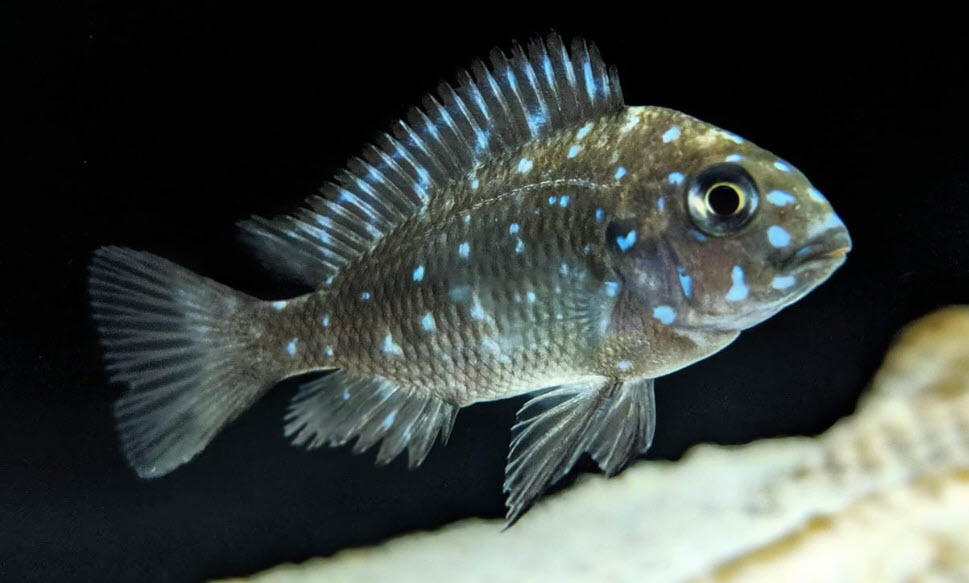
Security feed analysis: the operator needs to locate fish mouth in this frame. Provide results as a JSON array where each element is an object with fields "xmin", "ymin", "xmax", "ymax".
[{"xmin": 781, "ymin": 231, "xmax": 852, "ymax": 274}]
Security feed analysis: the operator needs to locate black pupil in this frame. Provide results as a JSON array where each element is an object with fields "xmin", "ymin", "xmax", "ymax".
[{"xmin": 708, "ymin": 185, "xmax": 741, "ymax": 216}]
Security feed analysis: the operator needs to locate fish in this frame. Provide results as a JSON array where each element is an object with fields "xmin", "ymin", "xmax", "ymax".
[{"xmin": 89, "ymin": 33, "xmax": 852, "ymax": 524}]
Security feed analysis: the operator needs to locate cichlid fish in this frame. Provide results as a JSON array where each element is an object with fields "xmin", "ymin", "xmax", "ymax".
[{"xmin": 89, "ymin": 33, "xmax": 851, "ymax": 523}]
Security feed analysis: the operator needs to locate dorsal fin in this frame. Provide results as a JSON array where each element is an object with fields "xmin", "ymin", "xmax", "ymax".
[{"xmin": 239, "ymin": 33, "xmax": 625, "ymax": 287}]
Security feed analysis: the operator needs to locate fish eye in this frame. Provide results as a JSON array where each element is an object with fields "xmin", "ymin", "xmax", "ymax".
[{"xmin": 687, "ymin": 163, "xmax": 759, "ymax": 236}]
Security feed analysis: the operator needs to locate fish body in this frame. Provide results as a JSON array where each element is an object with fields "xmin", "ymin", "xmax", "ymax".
[{"xmin": 90, "ymin": 34, "xmax": 851, "ymax": 523}]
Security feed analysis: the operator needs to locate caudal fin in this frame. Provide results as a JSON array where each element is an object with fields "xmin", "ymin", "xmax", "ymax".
[{"xmin": 89, "ymin": 246, "xmax": 276, "ymax": 478}]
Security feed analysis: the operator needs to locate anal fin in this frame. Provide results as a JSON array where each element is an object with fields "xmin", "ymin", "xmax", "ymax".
[
  {"xmin": 503, "ymin": 377, "xmax": 656, "ymax": 525},
  {"xmin": 284, "ymin": 371, "xmax": 458, "ymax": 468}
]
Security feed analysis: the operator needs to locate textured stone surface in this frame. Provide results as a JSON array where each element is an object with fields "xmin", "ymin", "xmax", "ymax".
[{"xmin": 217, "ymin": 307, "xmax": 969, "ymax": 583}]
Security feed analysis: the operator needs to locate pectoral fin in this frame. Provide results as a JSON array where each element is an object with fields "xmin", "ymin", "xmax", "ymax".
[{"xmin": 503, "ymin": 377, "xmax": 656, "ymax": 525}]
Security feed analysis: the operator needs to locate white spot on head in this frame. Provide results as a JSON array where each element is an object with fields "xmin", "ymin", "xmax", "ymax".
[
  {"xmin": 766, "ymin": 190, "xmax": 797, "ymax": 206},
  {"xmin": 509, "ymin": 222, "xmax": 520, "ymax": 235},
  {"xmin": 725, "ymin": 153, "xmax": 744, "ymax": 162},
  {"xmin": 667, "ymin": 171, "xmax": 685, "ymax": 185},
  {"xmin": 653, "ymin": 305, "xmax": 676, "ymax": 325},
  {"xmin": 517, "ymin": 158, "xmax": 533, "ymax": 173},
  {"xmin": 576, "ymin": 122, "xmax": 593, "ymax": 140},
  {"xmin": 271, "ymin": 300, "xmax": 287, "ymax": 311},
  {"xmin": 285, "ymin": 337, "xmax": 299, "ymax": 356},
  {"xmin": 773, "ymin": 160, "xmax": 793, "ymax": 172},
  {"xmin": 767, "ymin": 225, "xmax": 792, "ymax": 248},
  {"xmin": 771, "ymin": 275, "xmax": 797, "ymax": 290},
  {"xmin": 662, "ymin": 125, "xmax": 681, "ymax": 143},
  {"xmin": 382, "ymin": 332, "xmax": 403, "ymax": 356},
  {"xmin": 725, "ymin": 265, "xmax": 749, "ymax": 302},
  {"xmin": 568, "ymin": 144, "xmax": 582, "ymax": 158},
  {"xmin": 458, "ymin": 241, "xmax": 470, "ymax": 259},
  {"xmin": 617, "ymin": 360, "xmax": 632, "ymax": 371},
  {"xmin": 614, "ymin": 166, "xmax": 627, "ymax": 180},
  {"xmin": 421, "ymin": 312, "xmax": 436, "ymax": 331},
  {"xmin": 412, "ymin": 264, "xmax": 425, "ymax": 281}
]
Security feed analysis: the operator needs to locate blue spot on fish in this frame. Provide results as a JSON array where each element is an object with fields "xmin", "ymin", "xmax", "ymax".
[
  {"xmin": 526, "ymin": 291, "xmax": 536, "ymax": 303},
  {"xmin": 657, "ymin": 197, "xmax": 666, "ymax": 212},
  {"xmin": 808, "ymin": 187, "xmax": 827, "ymax": 203},
  {"xmin": 285, "ymin": 338, "xmax": 298, "ymax": 356},
  {"xmin": 421, "ymin": 312, "xmax": 436, "ymax": 331},
  {"xmin": 515, "ymin": 238, "xmax": 525, "ymax": 253},
  {"xmin": 382, "ymin": 332, "xmax": 403, "ymax": 356},
  {"xmin": 653, "ymin": 305, "xmax": 676, "ymax": 325},
  {"xmin": 725, "ymin": 265, "xmax": 749, "ymax": 302},
  {"xmin": 469, "ymin": 301, "xmax": 486, "ymax": 321},
  {"xmin": 662, "ymin": 125, "xmax": 681, "ymax": 143},
  {"xmin": 773, "ymin": 160, "xmax": 792, "ymax": 172},
  {"xmin": 677, "ymin": 266, "xmax": 693, "ymax": 298},
  {"xmin": 766, "ymin": 190, "xmax": 797, "ymax": 206},
  {"xmin": 767, "ymin": 225, "xmax": 791, "ymax": 248},
  {"xmin": 381, "ymin": 411, "xmax": 397, "ymax": 429},
  {"xmin": 595, "ymin": 208, "xmax": 604, "ymax": 223},
  {"xmin": 615, "ymin": 229, "xmax": 637, "ymax": 251},
  {"xmin": 617, "ymin": 360, "xmax": 632, "ymax": 371},
  {"xmin": 604, "ymin": 281, "xmax": 621, "ymax": 297},
  {"xmin": 412, "ymin": 264, "xmax": 425, "ymax": 281},
  {"xmin": 772, "ymin": 275, "xmax": 797, "ymax": 290},
  {"xmin": 325, "ymin": 345, "xmax": 334, "ymax": 357},
  {"xmin": 725, "ymin": 153, "xmax": 744, "ymax": 162},
  {"xmin": 322, "ymin": 315, "xmax": 329, "ymax": 327},
  {"xmin": 471, "ymin": 178, "xmax": 480, "ymax": 190},
  {"xmin": 668, "ymin": 171, "xmax": 685, "ymax": 185},
  {"xmin": 576, "ymin": 123, "xmax": 593, "ymax": 140},
  {"xmin": 509, "ymin": 223, "xmax": 520, "ymax": 235},
  {"xmin": 690, "ymin": 230, "xmax": 708, "ymax": 242},
  {"xmin": 614, "ymin": 166, "xmax": 627, "ymax": 180},
  {"xmin": 458, "ymin": 241, "xmax": 470, "ymax": 259},
  {"xmin": 271, "ymin": 300, "xmax": 287, "ymax": 311},
  {"xmin": 360, "ymin": 291, "xmax": 371, "ymax": 301},
  {"xmin": 559, "ymin": 195, "xmax": 570, "ymax": 207},
  {"xmin": 517, "ymin": 158, "xmax": 533, "ymax": 173},
  {"xmin": 568, "ymin": 145, "xmax": 582, "ymax": 158}
]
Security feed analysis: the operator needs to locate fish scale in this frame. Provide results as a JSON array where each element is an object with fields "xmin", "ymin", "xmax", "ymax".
[{"xmin": 88, "ymin": 32, "xmax": 850, "ymax": 524}]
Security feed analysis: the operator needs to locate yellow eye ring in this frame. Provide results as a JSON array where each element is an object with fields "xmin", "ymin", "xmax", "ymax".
[
  {"xmin": 704, "ymin": 182, "xmax": 745, "ymax": 217},
  {"xmin": 687, "ymin": 163, "xmax": 759, "ymax": 236}
]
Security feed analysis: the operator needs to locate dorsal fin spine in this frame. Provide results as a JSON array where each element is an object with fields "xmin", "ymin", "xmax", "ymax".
[{"xmin": 239, "ymin": 33, "xmax": 626, "ymax": 288}]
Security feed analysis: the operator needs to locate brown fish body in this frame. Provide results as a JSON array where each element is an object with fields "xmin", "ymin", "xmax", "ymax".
[{"xmin": 89, "ymin": 35, "xmax": 850, "ymax": 523}]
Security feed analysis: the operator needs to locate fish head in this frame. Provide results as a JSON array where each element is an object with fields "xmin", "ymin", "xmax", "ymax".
[{"xmin": 608, "ymin": 108, "xmax": 852, "ymax": 332}]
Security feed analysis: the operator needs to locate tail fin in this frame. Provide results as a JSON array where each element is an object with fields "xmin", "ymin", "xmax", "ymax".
[{"xmin": 89, "ymin": 246, "xmax": 276, "ymax": 478}]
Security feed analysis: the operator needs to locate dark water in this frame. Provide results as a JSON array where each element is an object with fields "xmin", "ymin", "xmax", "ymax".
[{"xmin": 4, "ymin": 5, "xmax": 968, "ymax": 582}]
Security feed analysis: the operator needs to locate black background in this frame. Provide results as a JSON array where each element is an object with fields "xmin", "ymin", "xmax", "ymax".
[{"xmin": 5, "ymin": 4, "xmax": 968, "ymax": 582}]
